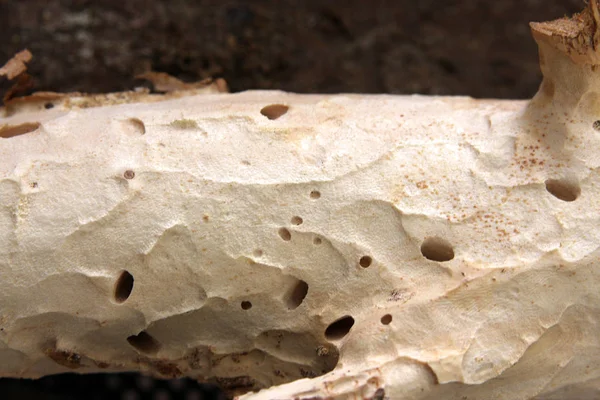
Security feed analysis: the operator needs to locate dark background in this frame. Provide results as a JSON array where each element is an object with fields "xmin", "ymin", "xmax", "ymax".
[
  {"xmin": 0, "ymin": 0, "xmax": 585, "ymax": 399},
  {"xmin": 0, "ymin": 0, "xmax": 583, "ymax": 98}
]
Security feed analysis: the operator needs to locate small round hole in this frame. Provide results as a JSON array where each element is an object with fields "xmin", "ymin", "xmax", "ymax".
[
  {"xmin": 241, "ymin": 301, "xmax": 252, "ymax": 310},
  {"xmin": 253, "ymin": 249, "xmax": 263, "ymax": 257},
  {"xmin": 545, "ymin": 179, "xmax": 580, "ymax": 202},
  {"xmin": 313, "ymin": 237, "xmax": 322, "ymax": 245},
  {"xmin": 127, "ymin": 331, "xmax": 161, "ymax": 354},
  {"xmin": 310, "ymin": 190, "xmax": 321, "ymax": 199},
  {"xmin": 278, "ymin": 228, "xmax": 292, "ymax": 241},
  {"xmin": 359, "ymin": 256, "xmax": 372, "ymax": 268},
  {"xmin": 124, "ymin": 170, "xmax": 135, "ymax": 180},
  {"xmin": 44, "ymin": 102, "xmax": 54, "ymax": 109},
  {"xmin": 325, "ymin": 316, "xmax": 355, "ymax": 340},
  {"xmin": 285, "ymin": 279, "xmax": 309, "ymax": 310},
  {"xmin": 114, "ymin": 270, "xmax": 134, "ymax": 303},
  {"xmin": 593, "ymin": 120, "xmax": 600, "ymax": 131},
  {"xmin": 380, "ymin": 314, "xmax": 392, "ymax": 325},
  {"xmin": 291, "ymin": 216, "xmax": 303, "ymax": 225},
  {"xmin": 421, "ymin": 237, "xmax": 454, "ymax": 262},
  {"xmin": 260, "ymin": 104, "xmax": 289, "ymax": 120}
]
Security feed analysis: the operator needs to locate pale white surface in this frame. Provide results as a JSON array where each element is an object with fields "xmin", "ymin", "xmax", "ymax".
[{"xmin": 0, "ymin": 81, "xmax": 599, "ymax": 399}]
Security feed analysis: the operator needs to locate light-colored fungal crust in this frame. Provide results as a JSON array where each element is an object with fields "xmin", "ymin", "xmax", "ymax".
[{"xmin": 1, "ymin": 4, "xmax": 600, "ymax": 400}]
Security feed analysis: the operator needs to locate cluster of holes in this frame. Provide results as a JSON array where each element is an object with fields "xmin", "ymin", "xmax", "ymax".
[
  {"xmin": 359, "ymin": 256, "xmax": 372, "ymax": 268},
  {"xmin": 545, "ymin": 179, "xmax": 580, "ymax": 202},
  {"xmin": 114, "ymin": 270, "xmax": 134, "ymax": 303},
  {"xmin": 380, "ymin": 314, "xmax": 392, "ymax": 325},
  {"xmin": 325, "ymin": 316, "xmax": 355, "ymax": 340},
  {"xmin": 421, "ymin": 237, "xmax": 454, "ymax": 262},
  {"xmin": 260, "ymin": 104, "xmax": 289, "ymax": 120},
  {"xmin": 285, "ymin": 280, "xmax": 309, "ymax": 310},
  {"xmin": 241, "ymin": 301, "xmax": 252, "ymax": 310},
  {"xmin": 127, "ymin": 331, "xmax": 161, "ymax": 354}
]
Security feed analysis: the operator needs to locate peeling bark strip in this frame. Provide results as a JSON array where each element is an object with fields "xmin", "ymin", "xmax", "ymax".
[
  {"xmin": 0, "ymin": 49, "xmax": 32, "ymax": 80},
  {"xmin": 2, "ymin": 3, "xmax": 600, "ymax": 400}
]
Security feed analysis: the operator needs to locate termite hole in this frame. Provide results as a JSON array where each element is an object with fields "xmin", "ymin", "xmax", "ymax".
[
  {"xmin": 545, "ymin": 178, "xmax": 580, "ymax": 202},
  {"xmin": 260, "ymin": 104, "xmax": 289, "ymax": 120},
  {"xmin": 325, "ymin": 316, "xmax": 355, "ymax": 340},
  {"xmin": 0, "ymin": 122, "xmax": 41, "ymax": 139},
  {"xmin": 421, "ymin": 237, "xmax": 454, "ymax": 262},
  {"xmin": 114, "ymin": 270, "xmax": 134, "ymax": 303},
  {"xmin": 278, "ymin": 228, "xmax": 292, "ymax": 241},
  {"xmin": 127, "ymin": 331, "xmax": 161, "ymax": 354},
  {"xmin": 285, "ymin": 279, "xmax": 309, "ymax": 310},
  {"xmin": 359, "ymin": 256, "xmax": 372, "ymax": 268}
]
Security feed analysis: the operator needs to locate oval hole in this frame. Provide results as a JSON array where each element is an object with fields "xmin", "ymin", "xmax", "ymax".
[
  {"xmin": 310, "ymin": 190, "xmax": 321, "ymax": 199},
  {"xmin": 593, "ymin": 120, "xmax": 600, "ymax": 131},
  {"xmin": 127, "ymin": 331, "xmax": 161, "ymax": 354},
  {"xmin": 285, "ymin": 279, "xmax": 309, "ymax": 310},
  {"xmin": 114, "ymin": 270, "xmax": 134, "ymax": 303},
  {"xmin": 381, "ymin": 314, "xmax": 392, "ymax": 325},
  {"xmin": 291, "ymin": 216, "xmax": 303, "ymax": 225},
  {"xmin": 545, "ymin": 179, "xmax": 580, "ymax": 202},
  {"xmin": 325, "ymin": 316, "xmax": 355, "ymax": 340},
  {"xmin": 0, "ymin": 122, "xmax": 41, "ymax": 139},
  {"xmin": 421, "ymin": 237, "xmax": 454, "ymax": 262},
  {"xmin": 278, "ymin": 228, "xmax": 292, "ymax": 241},
  {"xmin": 260, "ymin": 104, "xmax": 289, "ymax": 120}
]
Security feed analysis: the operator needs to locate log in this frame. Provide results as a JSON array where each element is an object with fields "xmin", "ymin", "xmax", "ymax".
[{"xmin": 2, "ymin": 2, "xmax": 600, "ymax": 399}]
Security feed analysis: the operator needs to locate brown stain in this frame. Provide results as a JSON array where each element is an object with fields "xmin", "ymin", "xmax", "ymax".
[
  {"xmin": 213, "ymin": 375, "xmax": 260, "ymax": 397},
  {"xmin": 94, "ymin": 361, "xmax": 110, "ymax": 369},
  {"xmin": 45, "ymin": 348, "xmax": 82, "ymax": 369},
  {"xmin": 149, "ymin": 360, "xmax": 182, "ymax": 378},
  {"xmin": 3, "ymin": 81, "xmax": 226, "ymax": 116}
]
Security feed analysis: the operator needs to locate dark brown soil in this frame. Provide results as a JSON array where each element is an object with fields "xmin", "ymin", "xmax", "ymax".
[{"xmin": 0, "ymin": 0, "xmax": 583, "ymax": 99}]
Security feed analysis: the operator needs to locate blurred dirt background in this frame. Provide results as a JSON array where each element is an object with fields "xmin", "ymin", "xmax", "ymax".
[
  {"xmin": 0, "ymin": 0, "xmax": 587, "ymax": 399},
  {"xmin": 0, "ymin": 0, "xmax": 583, "ymax": 99}
]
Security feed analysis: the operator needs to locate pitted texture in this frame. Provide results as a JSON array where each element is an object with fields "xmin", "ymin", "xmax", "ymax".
[{"xmin": 0, "ymin": 84, "xmax": 599, "ymax": 400}]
